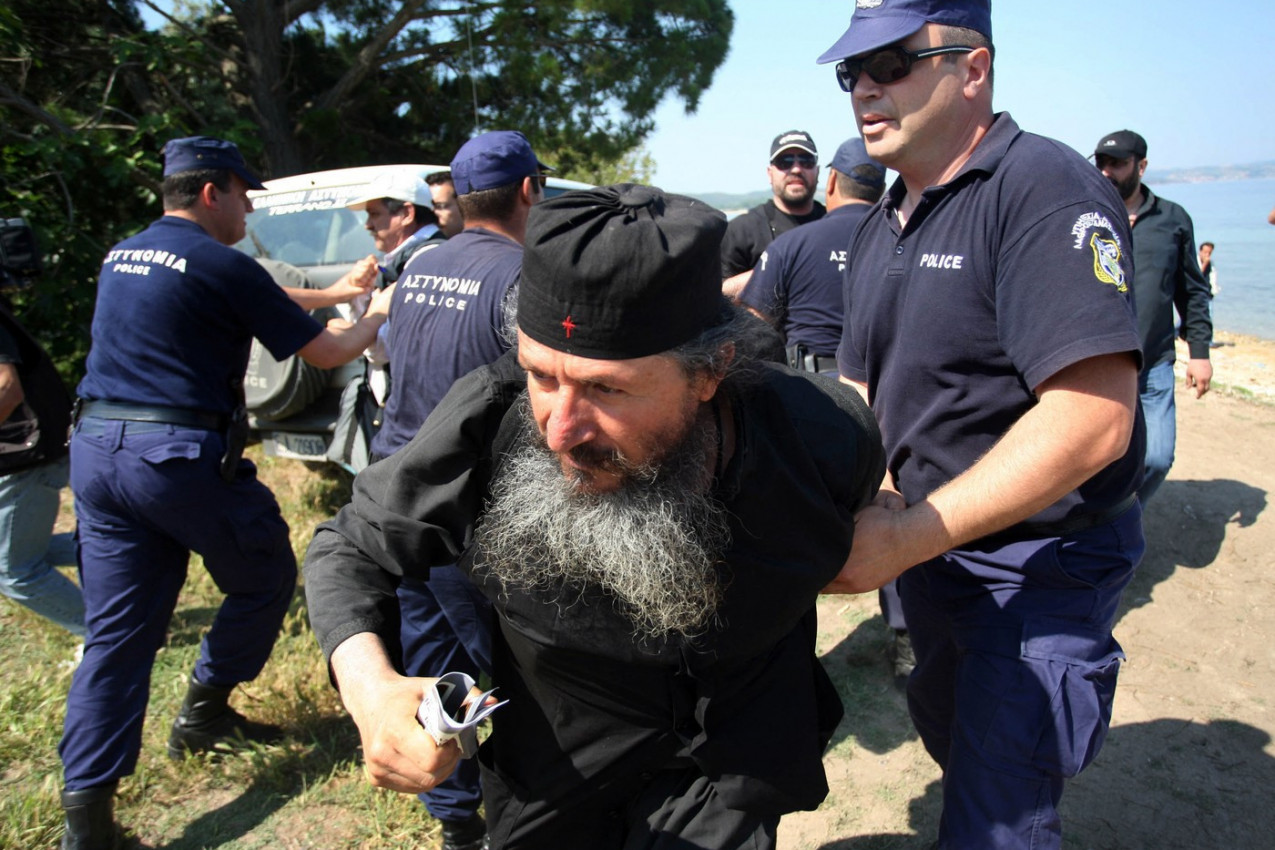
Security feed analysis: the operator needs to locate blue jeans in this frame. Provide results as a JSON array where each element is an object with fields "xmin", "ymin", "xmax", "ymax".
[
  {"xmin": 1138, "ymin": 360, "xmax": 1176, "ymax": 503},
  {"xmin": 0, "ymin": 457, "xmax": 85, "ymax": 636}
]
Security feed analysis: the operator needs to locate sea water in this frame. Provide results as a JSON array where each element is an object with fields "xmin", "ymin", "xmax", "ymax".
[{"xmin": 1145, "ymin": 176, "xmax": 1275, "ymax": 342}]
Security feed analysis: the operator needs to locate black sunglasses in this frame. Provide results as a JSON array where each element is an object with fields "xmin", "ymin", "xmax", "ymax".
[
  {"xmin": 529, "ymin": 173, "xmax": 548, "ymax": 189},
  {"xmin": 835, "ymin": 45, "xmax": 975, "ymax": 93},
  {"xmin": 772, "ymin": 153, "xmax": 818, "ymax": 170}
]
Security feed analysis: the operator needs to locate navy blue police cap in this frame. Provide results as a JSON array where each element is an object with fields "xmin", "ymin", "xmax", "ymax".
[
  {"xmin": 450, "ymin": 131, "xmax": 553, "ymax": 196},
  {"xmin": 519, "ymin": 184, "xmax": 727, "ymax": 360},
  {"xmin": 162, "ymin": 136, "xmax": 265, "ymax": 190},
  {"xmin": 817, "ymin": 0, "xmax": 992, "ymax": 64},
  {"xmin": 829, "ymin": 137, "xmax": 887, "ymax": 188}
]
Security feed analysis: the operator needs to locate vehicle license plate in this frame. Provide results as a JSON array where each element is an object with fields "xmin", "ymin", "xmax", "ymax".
[{"xmin": 265, "ymin": 432, "xmax": 330, "ymax": 461}]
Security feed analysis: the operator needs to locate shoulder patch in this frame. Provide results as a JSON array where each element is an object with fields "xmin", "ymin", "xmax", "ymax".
[{"xmin": 1071, "ymin": 211, "xmax": 1127, "ymax": 293}]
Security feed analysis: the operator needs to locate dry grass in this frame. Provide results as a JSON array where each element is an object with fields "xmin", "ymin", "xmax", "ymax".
[{"xmin": 1, "ymin": 447, "xmax": 444, "ymax": 849}]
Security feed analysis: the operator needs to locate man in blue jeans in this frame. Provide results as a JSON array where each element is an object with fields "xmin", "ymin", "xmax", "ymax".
[
  {"xmin": 1094, "ymin": 129, "xmax": 1214, "ymax": 503},
  {"xmin": 0, "ymin": 232, "xmax": 83, "ymax": 639}
]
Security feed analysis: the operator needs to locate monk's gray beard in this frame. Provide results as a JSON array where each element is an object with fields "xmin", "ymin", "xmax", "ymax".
[{"xmin": 473, "ymin": 399, "xmax": 730, "ymax": 640}]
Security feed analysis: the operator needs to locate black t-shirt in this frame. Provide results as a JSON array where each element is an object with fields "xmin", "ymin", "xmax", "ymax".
[
  {"xmin": 838, "ymin": 113, "xmax": 1144, "ymax": 528},
  {"xmin": 720, "ymin": 199, "xmax": 825, "ymax": 278},
  {"xmin": 0, "ymin": 298, "xmax": 72, "ymax": 470}
]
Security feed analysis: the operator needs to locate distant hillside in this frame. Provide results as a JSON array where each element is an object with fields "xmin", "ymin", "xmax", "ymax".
[
  {"xmin": 684, "ymin": 190, "xmax": 772, "ymax": 213},
  {"xmin": 684, "ymin": 161, "xmax": 1275, "ymax": 209},
  {"xmin": 1148, "ymin": 161, "xmax": 1275, "ymax": 184}
]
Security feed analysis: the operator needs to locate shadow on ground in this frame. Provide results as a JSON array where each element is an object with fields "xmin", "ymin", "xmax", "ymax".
[
  {"xmin": 115, "ymin": 714, "xmax": 363, "ymax": 850},
  {"xmin": 1060, "ymin": 717, "xmax": 1275, "ymax": 849},
  {"xmin": 1117, "ymin": 477, "xmax": 1265, "ymax": 623},
  {"xmin": 820, "ymin": 614, "xmax": 918, "ymax": 755}
]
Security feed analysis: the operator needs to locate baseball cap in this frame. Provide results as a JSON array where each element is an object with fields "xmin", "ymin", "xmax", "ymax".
[
  {"xmin": 817, "ymin": 0, "xmax": 992, "ymax": 64},
  {"xmin": 1094, "ymin": 130, "xmax": 1148, "ymax": 160},
  {"xmin": 450, "ymin": 130, "xmax": 553, "ymax": 196},
  {"xmin": 770, "ymin": 130, "xmax": 818, "ymax": 162},
  {"xmin": 162, "ymin": 136, "xmax": 265, "ymax": 190},
  {"xmin": 346, "ymin": 170, "xmax": 433, "ymax": 211},
  {"xmin": 519, "ymin": 184, "xmax": 727, "ymax": 360},
  {"xmin": 828, "ymin": 138, "xmax": 887, "ymax": 188}
]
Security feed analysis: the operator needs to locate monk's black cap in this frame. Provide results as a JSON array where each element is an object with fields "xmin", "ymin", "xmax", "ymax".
[{"xmin": 519, "ymin": 184, "xmax": 727, "ymax": 360}]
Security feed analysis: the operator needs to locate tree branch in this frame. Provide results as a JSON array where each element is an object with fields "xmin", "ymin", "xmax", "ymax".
[{"xmin": 0, "ymin": 82, "xmax": 75, "ymax": 136}]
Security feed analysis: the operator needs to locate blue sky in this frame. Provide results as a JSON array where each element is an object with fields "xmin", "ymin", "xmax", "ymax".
[{"xmin": 645, "ymin": 0, "xmax": 1275, "ymax": 195}]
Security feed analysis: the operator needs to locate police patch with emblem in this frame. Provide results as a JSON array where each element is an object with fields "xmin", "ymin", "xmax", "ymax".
[{"xmin": 1070, "ymin": 211, "xmax": 1127, "ymax": 293}]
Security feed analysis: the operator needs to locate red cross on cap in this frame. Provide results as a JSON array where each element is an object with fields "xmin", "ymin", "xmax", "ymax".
[{"xmin": 561, "ymin": 315, "xmax": 576, "ymax": 338}]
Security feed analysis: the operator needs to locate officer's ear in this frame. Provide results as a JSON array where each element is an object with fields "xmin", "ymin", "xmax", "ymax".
[{"xmin": 200, "ymin": 182, "xmax": 221, "ymax": 211}]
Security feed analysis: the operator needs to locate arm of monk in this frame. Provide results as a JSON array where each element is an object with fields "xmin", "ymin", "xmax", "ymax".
[
  {"xmin": 330, "ymin": 633, "xmax": 461, "ymax": 794},
  {"xmin": 827, "ymin": 350, "xmax": 1139, "ymax": 593}
]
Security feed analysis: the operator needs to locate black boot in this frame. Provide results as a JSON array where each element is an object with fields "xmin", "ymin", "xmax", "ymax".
[
  {"xmin": 60, "ymin": 781, "xmax": 118, "ymax": 850},
  {"xmin": 440, "ymin": 813, "xmax": 489, "ymax": 850},
  {"xmin": 167, "ymin": 675, "xmax": 284, "ymax": 759}
]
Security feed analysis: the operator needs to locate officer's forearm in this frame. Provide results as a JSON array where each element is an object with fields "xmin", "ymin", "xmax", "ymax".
[{"xmin": 296, "ymin": 314, "xmax": 387, "ymax": 369}]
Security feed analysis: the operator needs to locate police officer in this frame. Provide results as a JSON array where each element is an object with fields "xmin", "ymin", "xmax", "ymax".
[
  {"xmin": 821, "ymin": 2, "xmax": 1146, "ymax": 847},
  {"xmin": 58, "ymin": 136, "xmax": 393, "ymax": 850},
  {"xmin": 368, "ymin": 130, "xmax": 549, "ymax": 850},
  {"xmin": 738, "ymin": 136, "xmax": 885, "ymax": 375}
]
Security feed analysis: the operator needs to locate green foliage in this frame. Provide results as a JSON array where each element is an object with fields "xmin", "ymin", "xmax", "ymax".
[{"xmin": 1, "ymin": 0, "xmax": 732, "ymax": 382}]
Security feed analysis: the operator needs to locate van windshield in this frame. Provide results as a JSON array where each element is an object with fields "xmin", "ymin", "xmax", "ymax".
[{"xmin": 235, "ymin": 186, "xmax": 375, "ymax": 267}]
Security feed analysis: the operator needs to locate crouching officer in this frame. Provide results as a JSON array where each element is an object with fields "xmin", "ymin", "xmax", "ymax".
[{"xmin": 58, "ymin": 136, "xmax": 394, "ymax": 850}]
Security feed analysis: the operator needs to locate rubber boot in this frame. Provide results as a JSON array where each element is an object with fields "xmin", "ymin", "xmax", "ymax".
[
  {"xmin": 166, "ymin": 675, "xmax": 284, "ymax": 759},
  {"xmin": 60, "ymin": 781, "xmax": 118, "ymax": 850}
]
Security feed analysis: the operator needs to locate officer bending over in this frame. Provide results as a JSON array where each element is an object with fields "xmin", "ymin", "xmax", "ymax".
[{"xmin": 58, "ymin": 136, "xmax": 393, "ymax": 850}]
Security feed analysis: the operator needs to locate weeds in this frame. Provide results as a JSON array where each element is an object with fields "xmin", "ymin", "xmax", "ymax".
[{"xmin": 0, "ymin": 447, "xmax": 444, "ymax": 849}]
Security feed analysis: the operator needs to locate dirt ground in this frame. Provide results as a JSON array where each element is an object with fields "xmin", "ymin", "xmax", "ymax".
[{"xmin": 781, "ymin": 330, "xmax": 1275, "ymax": 849}]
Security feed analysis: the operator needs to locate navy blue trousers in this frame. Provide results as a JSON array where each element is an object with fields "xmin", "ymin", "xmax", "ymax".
[
  {"xmin": 399, "ymin": 567, "xmax": 494, "ymax": 822},
  {"xmin": 900, "ymin": 504, "xmax": 1144, "ymax": 849},
  {"xmin": 61, "ymin": 419, "xmax": 296, "ymax": 789}
]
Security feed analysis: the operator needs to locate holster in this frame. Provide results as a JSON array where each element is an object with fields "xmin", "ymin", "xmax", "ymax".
[{"xmin": 220, "ymin": 404, "xmax": 248, "ymax": 482}]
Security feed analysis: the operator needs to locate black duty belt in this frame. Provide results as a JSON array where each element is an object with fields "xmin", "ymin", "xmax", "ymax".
[
  {"xmin": 787, "ymin": 344, "xmax": 840, "ymax": 376},
  {"xmin": 76, "ymin": 399, "xmax": 227, "ymax": 431},
  {"xmin": 971, "ymin": 492, "xmax": 1139, "ymax": 549}
]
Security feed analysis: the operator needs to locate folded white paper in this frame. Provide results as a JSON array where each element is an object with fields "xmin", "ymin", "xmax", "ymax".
[{"xmin": 416, "ymin": 671, "xmax": 507, "ymax": 758}]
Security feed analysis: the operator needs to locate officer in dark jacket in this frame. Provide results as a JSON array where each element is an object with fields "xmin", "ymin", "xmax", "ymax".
[
  {"xmin": 304, "ymin": 184, "xmax": 886, "ymax": 849},
  {"xmin": 0, "ymin": 219, "xmax": 82, "ymax": 636}
]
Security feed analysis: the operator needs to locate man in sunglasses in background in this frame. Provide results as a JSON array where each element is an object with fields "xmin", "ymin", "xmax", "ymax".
[
  {"xmin": 819, "ymin": 1, "xmax": 1146, "ymax": 848},
  {"xmin": 720, "ymin": 130, "xmax": 825, "ymax": 299},
  {"xmin": 367, "ymin": 129, "xmax": 549, "ymax": 850}
]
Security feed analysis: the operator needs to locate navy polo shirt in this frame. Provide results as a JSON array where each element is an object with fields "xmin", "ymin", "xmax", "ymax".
[
  {"xmin": 838, "ymin": 113, "xmax": 1144, "ymax": 526},
  {"xmin": 371, "ymin": 226, "xmax": 521, "ymax": 456},
  {"xmin": 741, "ymin": 203, "xmax": 871, "ymax": 356},
  {"xmin": 78, "ymin": 216, "xmax": 323, "ymax": 414}
]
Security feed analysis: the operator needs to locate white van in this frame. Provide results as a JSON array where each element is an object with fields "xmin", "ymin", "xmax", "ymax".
[{"xmin": 234, "ymin": 164, "xmax": 592, "ymax": 471}]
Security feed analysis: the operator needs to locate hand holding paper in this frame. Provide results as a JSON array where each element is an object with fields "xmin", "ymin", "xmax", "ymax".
[{"xmin": 416, "ymin": 671, "xmax": 507, "ymax": 758}]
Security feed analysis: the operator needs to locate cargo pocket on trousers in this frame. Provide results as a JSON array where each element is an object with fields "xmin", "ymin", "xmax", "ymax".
[{"xmin": 1021, "ymin": 618, "xmax": 1124, "ymax": 778}]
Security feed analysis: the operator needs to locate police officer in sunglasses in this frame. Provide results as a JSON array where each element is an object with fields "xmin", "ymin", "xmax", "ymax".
[{"xmin": 819, "ymin": 1, "xmax": 1147, "ymax": 848}]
